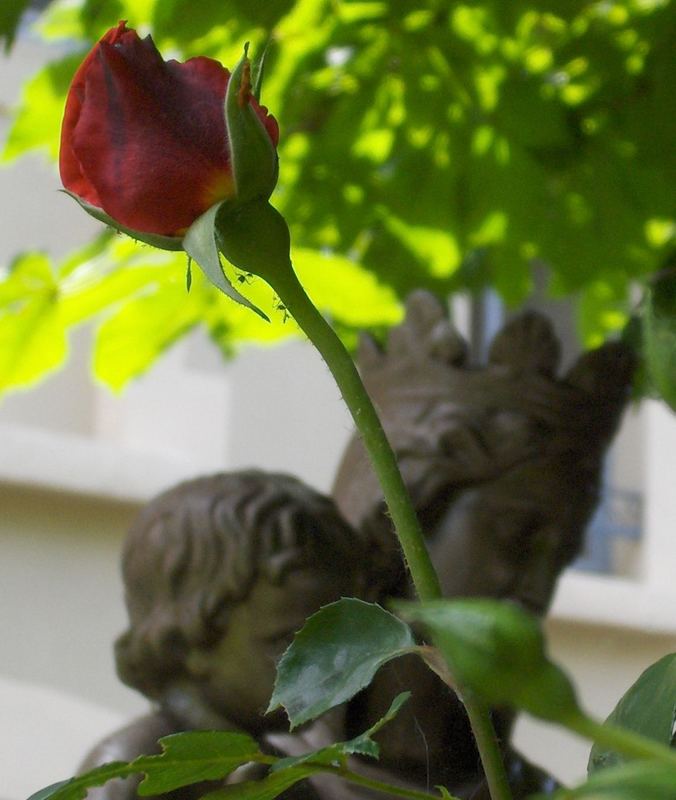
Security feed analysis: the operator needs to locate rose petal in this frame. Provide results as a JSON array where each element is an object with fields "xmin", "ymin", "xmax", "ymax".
[
  {"xmin": 70, "ymin": 32, "xmax": 233, "ymax": 235},
  {"xmin": 59, "ymin": 21, "xmax": 130, "ymax": 207}
]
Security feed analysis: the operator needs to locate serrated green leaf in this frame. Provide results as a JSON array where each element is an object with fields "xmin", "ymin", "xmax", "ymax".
[
  {"xmin": 25, "ymin": 731, "xmax": 263, "ymax": 800},
  {"xmin": 200, "ymin": 766, "xmax": 315, "ymax": 800},
  {"xmin": 268, "ymin": 598, "xmax": 416, "ymax": 729},
  {"xmin": 398, "ymin": 599, "xmax": 581, "ymax": 724},
  {"xmin": 135, "ymin": 731, "xmax": 262, "ymax": 794},
  {"xmin": 183, "ymin": 202, "xmax": 268, "ymax": 319},
  {"xmin": 545, "ymin": 760, "xmax": 676, "ymax": 799},
  {"xmin": 589, "ymin": 653, "xmax": 676, "ymax": 773},
  {"xmin": 272, "ymin": 692, "xmax": 410, "ymax": 773}
]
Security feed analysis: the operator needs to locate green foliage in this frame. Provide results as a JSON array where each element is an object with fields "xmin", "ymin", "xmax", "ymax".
[
  {"xmin": 642, "ymin": 273, "xmax": 676, "ymax": 410},
  {"xmin": 268, "ymin": 598, "xmax": 416, "ymax": 729},
  {"xmin": 588, "ymin": 653, "xmax": 676, "ymax": 773},
  {"xmin": 0, "ymin": 0, "xmax": 31, "ymax": 52},
  {"xmin": 2, "ymin": 0, "xmax": 676, "ymax": 393},
  {"xmin": 272, "ymin": 692, "xmax": 410, "ymax": 771},
  {"xmin": 0, "ymin": 252, "xmax": 68, "ymax": 391},
  {"xmin": 28, "ymin": 692, "xmax": 428, "ymax": 800},
  {"xmin": 398, "ymin": 598, "xmax": 581, "ymax": 725},
  {"xmin": 27, "ymin": 731, "xmax": 263, "ymax": 800},
  {"xmin": 0, "ymin": 232, "xmax": 399, "ymax": 393}
]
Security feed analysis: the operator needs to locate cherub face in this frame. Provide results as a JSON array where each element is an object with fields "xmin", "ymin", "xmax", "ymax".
[{"xmin": 186, "ymin": 565, "xmax": 356, "ymax": 732}]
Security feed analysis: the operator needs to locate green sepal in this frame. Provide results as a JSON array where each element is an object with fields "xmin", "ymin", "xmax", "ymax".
[
  {"xmin": 225, "ymin": 48, "xmax": 279, "ymax": 204},
  {"xmin": 252, "ymin": 40, "xmax": 271, "ymax": 102},
  {"xmin": 62, "ymin": 191, "xmax": 184, "ymax": 252},
  {"xmin": 216, "ymin": 200, "xmax": 292, "ymax": 285},
  {"xmin": 398, "ymin": 599, "xmax": 582, "ymax": 725},
  {"xmin": 183, "ymin": 202, "xmax": 269, "ymax": 320}
]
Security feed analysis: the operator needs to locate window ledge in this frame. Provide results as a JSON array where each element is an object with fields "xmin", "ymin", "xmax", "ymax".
[
  {"xmin": 550, "ymin": 571, "xmax": 676, "ymax": 636},
  {"xmin": 0, "ymin": 423, "xmax": 203, "ymax": 503}
]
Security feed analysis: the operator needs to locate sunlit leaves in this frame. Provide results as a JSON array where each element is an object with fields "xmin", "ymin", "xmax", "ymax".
[
  {"xmin": 294, "ymin": 247, "xmax": 402, "ymax": 327},
  {"xmin": 92, "ymin": 274, "xmax": 201, "ymax": 391},
  {"xmin": 3, "ymin": 0, "xmax": 676, "ymax": 384},
  {"xmin": 0, "ymin": 252, "xmax": 67, "ymax": 391},
  {"xmin": 0, "ymin": 234, "xmax": 403, "ymax": 396}
]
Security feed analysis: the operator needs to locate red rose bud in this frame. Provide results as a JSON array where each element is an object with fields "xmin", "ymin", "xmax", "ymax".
[{"xmin": 59, "ymin": 21, "xmax": 279, "ymax": 243}]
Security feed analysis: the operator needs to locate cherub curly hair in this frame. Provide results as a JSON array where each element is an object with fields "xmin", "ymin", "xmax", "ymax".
[{"xmin": 115, "ymin": 470, "xmax": 364, "ymax": 699}]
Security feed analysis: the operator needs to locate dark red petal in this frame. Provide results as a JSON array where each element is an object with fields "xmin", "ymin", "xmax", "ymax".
[
  {"xmin": 69, "ymin": 32, "xmax": 233, "ymax": 235},
  {"xmin": 251, "ymin": 99, "xmax": 280, "ymax": 147},
  {"xmin": 59, "ymin": 21, "xmax": 132, "ymax": 206}
]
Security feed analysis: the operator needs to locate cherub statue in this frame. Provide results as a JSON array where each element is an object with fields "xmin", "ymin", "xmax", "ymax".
[
  {"xmin": 327, "ymin": 290, "xmax": 635, "ymax": 797},
  {"xmin": 79, "ymin": 470, "xmax": 372, "ymax": 800},
  {"xmin": 79, "ymin": 292, "xmax": 635, "ymax": 800}
]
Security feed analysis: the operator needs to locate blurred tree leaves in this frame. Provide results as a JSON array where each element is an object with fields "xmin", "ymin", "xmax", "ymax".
[
  {"xmin": 1, "ymin": 0, "xmax": 675, "ymax": 392},
  {"xmin": 0, "ymin": 0, "xmax": 31, "ymax": 52}
]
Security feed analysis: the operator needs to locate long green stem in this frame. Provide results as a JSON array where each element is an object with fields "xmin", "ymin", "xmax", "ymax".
[
  {"xmin": 461, "ymin": 691, "xmax": 513, "ymax": 800},
  {"xmin": 269, "ymin": 261, "xmax": 512, "ymax": 799},
  {"xmin": 234, "ymin": 198, "xmax": 510, "ymax": 799},
  {"xmin": 270, "ymin": 263, "xmax": 442, "ymax": 602}
]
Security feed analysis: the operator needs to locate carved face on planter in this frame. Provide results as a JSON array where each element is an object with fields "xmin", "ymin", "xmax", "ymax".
[
  {"xmin": 333, "ymin": 291, "xmax": 634, "ymax": 613},
  {"xmin": 115, "ymin": 470, "xmax": 368, "ymax": 733},
  {"xmin": 185, "ymin": 565, "xmax": 355, "ymax": 731}
]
